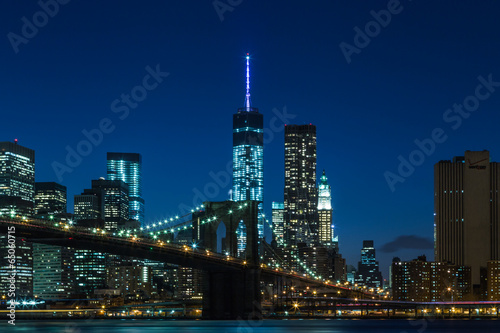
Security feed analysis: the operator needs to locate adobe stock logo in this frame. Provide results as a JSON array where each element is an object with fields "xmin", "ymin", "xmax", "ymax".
[
  {"xmin": 7, "ymin": 0, "xmax": 71, "ymax": 54},
  {"xmin": 52, "ymin": 64, "xmax": 169, "ymax": 182},
  {"xmin": 384, "ymin": 74, "xmax": 500, "ymax": 192},
  {"xmin": 213, "ymin": 0, "xmax": 243, "ymax": 22},
  {"xmin": 177, "ymin": 106, "xmax": 296, "ymax": 215},
  {"xmin": 339, "ymin": 0, "xmax": 410, "ymax": 64}
]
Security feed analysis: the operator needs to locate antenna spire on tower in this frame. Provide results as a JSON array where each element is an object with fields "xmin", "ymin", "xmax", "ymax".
[{"xmin": 245, "ymin": 53, "xmax": 251, "ymax": 111}]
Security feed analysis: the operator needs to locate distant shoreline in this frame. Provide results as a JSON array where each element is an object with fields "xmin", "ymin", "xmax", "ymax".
[{"xmin": 7, "ymin": 316, "xmax": 500, "ymax": 321}]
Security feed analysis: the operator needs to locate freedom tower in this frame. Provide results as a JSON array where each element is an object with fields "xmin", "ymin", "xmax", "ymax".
[{"xmin": 232, "ymin": 54, "xmax": 264, "ymax": 252}]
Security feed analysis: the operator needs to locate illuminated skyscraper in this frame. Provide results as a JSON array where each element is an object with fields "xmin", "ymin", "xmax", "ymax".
[
  {"xmin": 357, "ymin": 240, "xmax": 383, "ymax": 288},
  {"xmin": 318, "ymin": 170, "xmax": 336, "ymax": 247},
  {"xmin": 74, "ymin": 179, "xmax": 129, "ymax": 230},
  {"xmin": 35, "ymin": 182, "xmax": 67, "ymax": 216},
  {"xmin": 91, "ymin": 179, "xmax": 129, "ymax": 231},
  {"xmin": 284, "ymin": 124, "xmax": 317, "ymax": 248},
  {"xmin": 0, "ymin": 235, "xmax": 33, "ymax": 298},
  {"xmin": 73, "ymin": 249, "xmax": 107, "ymax": 295},
  {"xmin": 0, "ymin": 141, "xmax": 35, "ymax": 297},
  {"xmin": 74, "ymin": 194, "xmax": 101, "ymax": 222},
  {"xmin": 33, "ymin": 243, "xmax": 74, "ymax": 300},
  {"xmin": 435, "ymin": 150, "xmax": 500, "ymax": 296},
  {"xmin": 107, "ymin": 153, "xmax": 144, "ymax": 224},
  {"xmin": 33, "ymin": 183, "xmax": 74, "ymax": 300},
  {"xmin": 232, "ymin": 54, "xmax": 264, "ymax": 242},
  {"xmin": 236, "ymin": 220, "xmax": 247, "ymax": 258},
  {"xmin": 0, "ymin": 141, "xmax": 35, "ymax": 216},
  {"xmin": 272, "ymin": 202, "xmax": 285, "ymax": 246}
]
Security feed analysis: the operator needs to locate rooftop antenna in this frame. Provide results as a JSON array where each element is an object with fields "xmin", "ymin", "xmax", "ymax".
[{"xmin": 245, "ymin": 53, "xmax": 251, "ymax": 111}]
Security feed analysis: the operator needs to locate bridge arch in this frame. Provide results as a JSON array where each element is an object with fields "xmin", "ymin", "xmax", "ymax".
[{"xmin": 193, "ymin": 200, "xmax": 260, "ymax": 265}]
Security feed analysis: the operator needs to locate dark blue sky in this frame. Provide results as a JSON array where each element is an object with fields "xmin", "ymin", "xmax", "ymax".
[{"xmin": 2, "ymin": 0, "xmax": 500, "ymax": 278}]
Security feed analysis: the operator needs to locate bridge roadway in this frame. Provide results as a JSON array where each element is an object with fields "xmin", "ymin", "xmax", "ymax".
[
  {"xmin": 0, "ymin": 217, "xmax": 361, "ymax": 289},
  {"xmin": 0, "ymin": 216, "xmax": 373, "ymax": 317},
  {"xmin": 1, "ymin": 217, "xmax": 249, "ymax": 271}
]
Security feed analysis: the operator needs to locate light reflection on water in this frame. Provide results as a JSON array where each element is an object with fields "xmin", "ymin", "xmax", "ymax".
[{"xmin": 6, "ymin": 319, "xmax": 499, "ymax": 333}]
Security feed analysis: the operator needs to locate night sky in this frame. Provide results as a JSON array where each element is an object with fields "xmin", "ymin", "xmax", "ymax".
[{"xmin": 2, "ymin": 0, "xmax": 500, "ymax": 279}]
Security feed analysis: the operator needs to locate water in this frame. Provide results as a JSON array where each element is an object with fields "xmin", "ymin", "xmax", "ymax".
[{"xmin": 5, "ymin": 319, "xmax": 499, "ymax": 332}]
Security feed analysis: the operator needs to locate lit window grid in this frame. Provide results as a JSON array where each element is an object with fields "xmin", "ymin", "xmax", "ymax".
[
  {"xmin": 74, "ymin": 195, "xmax": 100, "ymax": 221},
  {"xmin": 35, "ymin": 188, "xmax": 67, "ymax": 214},
  {"xmin": 236, "ymin": 219, "xmax": 247, "ymax": 258},
  {"xmin": 272, "ymin": 204, "xmax": 285, "ymax": 245},
  {"xmin": 232, "ymin": 144, "xmax": 264, "ymax": 239},
  {"xmin": 73, "ymin": 250, "xmax": 106, "ymax": 294},
  {"xmin": 107, "ymin": 160, "xmax": 141, "ymax": 197},
  {"xmin": 0, "ymin": 235, "xmax": 33, "ymax": 297},
  {"xmin": 0, "ymin": 151, "xmax": 35, "ymax": 202},
  {"xmin": 284, "ymin": 126, "xmax": 317, "ymax": 247},
  {"xmin": 107, "ymin": 157, "xmax": 144, "ymax": 224},
  {"xmin": 232, "ymin": 145, "xmax": 263, "ymax": 202},
  {"xmin": 33, "ymin": 244, "xmax": 73, "ymax": 299},
  {"xmin": 318, "ymin": 209, "xmax": 333, "ymax": 245}
]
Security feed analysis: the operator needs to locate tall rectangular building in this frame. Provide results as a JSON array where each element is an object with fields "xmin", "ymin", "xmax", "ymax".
[
  {"xmin": 107, "ymin": 153, "xmax": 145, "ymax": 225},
  {"xmin": 284, "ymin": 124, "xmax": 317, "ymax": 248},
  {"xmin": 35, "ymin": 182, "xmax": 67, "ymax": 216},
  {"xmin": 318, "ymin": 170, "xmax": 336, "ymax": 248},
  {"xmin": 91, "ymin": 179, "xmax": 129, "ymax": 231},
  {"xmin": 0, "ymin": 235, "xmax": 33, "ymax": 298},
  {"xmin": 74, "ymin": 179, "xmax": 129, "ymax": 230},
  {"xmin": 74, "ymin": 194, "xmax": 101, "ymax": 222},
  {"xmin": 33, "ymin": 244, "xmax": 74, "ymax": 299},
  {"xmin": 487, "ymin": 261, "xmax": 500, "ymax": 301},
  {"xmin": 232, "ymin": 54, "xmax": 264, "ymax": 241},
  {"xmin": 357, "ymin": 240, "xmax": 383, "ymax": 288},
  {"xmin": 73, "ymin": 249, "xmax": 107, "ymax": 296},
  {"xmin": 0, "ymin": 141, "xmax": 35, "ymax": 216},
  {"xmin": 33, "ymin": 183, "xmax": 73, "ymax": 300},
  {"xmin": 272, "ymin": 202, "xmax": 285, "ymax": 246},
  {"xmin": 434, "ymin": 150, "xmax": 500, "ymax": 292},
  {"xmin": 392, "ymin": 256, "xmax": 471, "ymax": 302},
  {"xmin": 107, "ymin": 265, "xmax": 155, "ymax": 301}
]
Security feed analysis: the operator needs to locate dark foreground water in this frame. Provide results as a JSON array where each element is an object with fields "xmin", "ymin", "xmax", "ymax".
[{"xmin": 4, "ymin": 319, "xmax": 500, "ymax": 332}]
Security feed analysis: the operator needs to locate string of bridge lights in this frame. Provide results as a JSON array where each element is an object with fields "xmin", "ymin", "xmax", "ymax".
[
  {"xmin": 98, "ymin": 202, "xmax": 321, "ymax": 281},
  {"xmin": 140, "ymin": 205, "xmax": 206, "ymax": 231},
  {"xmin": 31, "ymin": 202, "xmax": 248, "ymax": 241},
  {"xmin": 6, "ymin": 211, "xmax": 383, "ymax": 297},
  {"xmin": 261, "ymin": 216, "xmax": 322, "ymax": 281},
  {"xmin": 114, "ymin": 202, "xmax": 253, "ymax": 240},
  {"xmin": 9, "ymin": 201, "xmax": 322, "ymax": 281}
]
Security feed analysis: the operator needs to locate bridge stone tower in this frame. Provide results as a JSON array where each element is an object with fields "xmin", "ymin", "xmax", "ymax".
[
  {"xmin": 194, "ymin": 200, "xmax": 261, "ymax": 319},
  {"xmin": 194, "ymin": 200, "xmax": 259, "ymax": 264}
]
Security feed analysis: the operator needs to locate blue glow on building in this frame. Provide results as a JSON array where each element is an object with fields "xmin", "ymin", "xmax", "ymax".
[
  {"xmin": 236, "ymin": 219, "xmax": 247, "ymax": 258},
  {"xmin": 272, "ymin": 202, "xmax": 285, "ymax": 246},
  {"xmin": 107, "ymin": 152, "xmax": 145, "ymax": 225},
  {"xmin": 232, "ymin": 54, "xmax": 264, "ymax": 240}
]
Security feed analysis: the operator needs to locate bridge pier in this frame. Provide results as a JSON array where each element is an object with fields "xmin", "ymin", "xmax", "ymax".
[{"xmin": 202, "ymin": 268, "xmax": 261, "ymax": 320}]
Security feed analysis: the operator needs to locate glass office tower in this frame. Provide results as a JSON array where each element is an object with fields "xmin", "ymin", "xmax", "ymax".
[
  {"xmin": 284, "ymin": 124, "xmax": 317, "ymax": 248},
  {"xmin": 107, "ymin": 153, "xmax": 144, "ymax": 225},
  {"xmin": 0, "ymin": 141, "xmax": 35, "ymax": 216},
  {"xmin": 232, "ymin": 54, "xmax": 264, "ymax": 242}
]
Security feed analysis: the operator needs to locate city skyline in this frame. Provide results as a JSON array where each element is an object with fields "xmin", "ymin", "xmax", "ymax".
[{"xmin": 3, "ymin": 0, "xmax": 500, "ymax": 278}]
